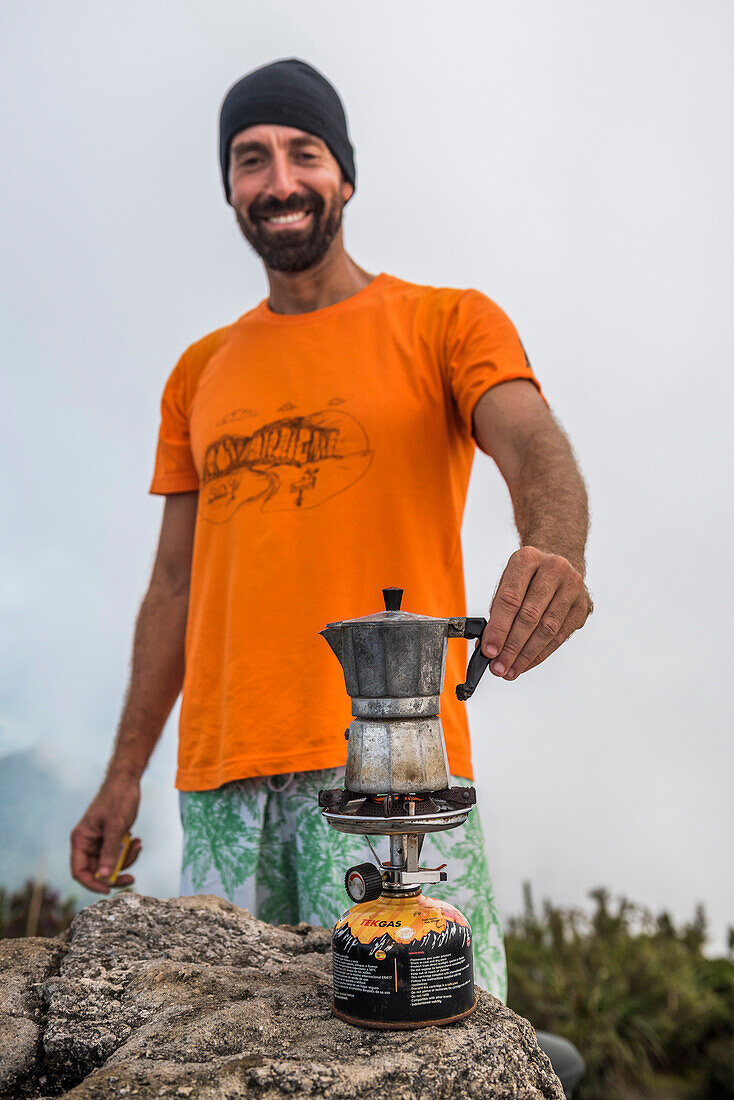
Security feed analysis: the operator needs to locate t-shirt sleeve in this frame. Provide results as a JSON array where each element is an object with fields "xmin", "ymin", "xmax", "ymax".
[
  {"xmin": 149, "ymin": 354, "xmax": 200, "ymax": 495},
  {"xmin": 443, "ymin": 289, "xmax": 544, "ymax": 434}
]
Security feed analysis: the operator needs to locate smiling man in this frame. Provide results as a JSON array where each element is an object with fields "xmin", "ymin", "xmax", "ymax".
[{"xmin": 70, "ymin": 58, "xmax": 589, "ymax": 1092}]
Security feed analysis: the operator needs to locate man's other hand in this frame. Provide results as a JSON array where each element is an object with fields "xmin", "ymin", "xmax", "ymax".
[
  {"xmin": 70, "ymin": 777, "xmax": 142, "ymax": 894},
  {"xmin": 481, "ymin": 546, "xmax": 593, "ymax": 680}
]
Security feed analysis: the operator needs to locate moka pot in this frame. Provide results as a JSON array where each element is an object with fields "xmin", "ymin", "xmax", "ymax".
[{"xmin": 320, "ymin": 588, "xmax": 490, "ymax": 794}]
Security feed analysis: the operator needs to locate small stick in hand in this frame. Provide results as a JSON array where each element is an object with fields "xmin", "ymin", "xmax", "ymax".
[{"xmin": 95, "ymin": 832, "xmax": 132, "ymax": 886}]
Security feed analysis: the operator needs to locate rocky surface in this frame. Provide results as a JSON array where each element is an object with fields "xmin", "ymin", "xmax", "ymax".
[
  {"xmin": 0, "ymin": 893, "xmax": 564, "ymax": 1099},
  {"xmin": 0, "ymin": 934, "xmax": 67, "ymax": 1097}
]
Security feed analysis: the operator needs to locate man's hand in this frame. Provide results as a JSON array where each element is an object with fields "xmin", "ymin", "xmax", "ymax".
[
  {"xmin": 481, "ymin": 546, "xmax": 592, "ymax": 680},
  {"xmin": 70, "ymin": 776, "xmax": 143, "ymax": 895}
]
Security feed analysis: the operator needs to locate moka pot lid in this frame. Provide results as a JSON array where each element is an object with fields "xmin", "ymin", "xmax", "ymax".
[{"xmin": 324, "ymin": 587, "xmax": 462, "ymax": 631}]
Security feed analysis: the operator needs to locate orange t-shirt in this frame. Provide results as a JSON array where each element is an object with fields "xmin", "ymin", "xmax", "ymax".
[{"xmin": 150, "ymin": 273, "xmax": 542, "ymax": 791}]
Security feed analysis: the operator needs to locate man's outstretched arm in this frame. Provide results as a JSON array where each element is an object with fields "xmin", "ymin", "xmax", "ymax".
[
  {"xmin": 70, "ymin": 491, "xmax": 198, "ymax": 893},
  {"xmin": 472, "ymin": 380, "xmax": 592, "ymax": 680}
]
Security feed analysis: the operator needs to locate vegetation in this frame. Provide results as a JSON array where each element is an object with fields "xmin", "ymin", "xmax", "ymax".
[
  {"xmin": 506, "ymin": 885, "xmax": 734, "ymax": 1099},
  {"xmin": 0, "ymin": 879, "xmax": 77, "ymax": 938}
]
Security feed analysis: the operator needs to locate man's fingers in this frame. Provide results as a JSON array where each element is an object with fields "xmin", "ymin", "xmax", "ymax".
[
  {"xmin": 120, "ymin": 837, "xmax": 142, "ymax": 870},
  {"xmin": 70, "ymin": 820, "xmax": 100, "ymax": 879},
  {"xmin": 77, "ymin": 877, "xmax": 111, "ymax": 895},
  {"xmin": 502, "ymin": 589, "xmax": 576, "ymax": 678},
  {"xmin": 481, "ymin": 549, "xmax": 540, "ymax": 663},
  {"xmin": 95, "ymin": 834, "xmax": 143, "ymax": 889},
  {"xmin": 70, "ymin": 863, "xmax": 109, "ymax": 893},
  {"xmin": 524, "ymin": 609, "xmax": 584, "ymax": 672},
  {"xmin": 70, "ymin": 824, "xmax": 112, "ymax": 894},
  {"xmin": 109, "ymin": 873, "xmax": 136, "ymax": 888},
  {"xmin": 524, "ymin": 634, "xmax": 566, "ymax": 672},
  {"xmin": 482, "ymin": 549, "xmax": 591, "ymax": 680},
  {"xmin": 486, "ymin": 571, "xmax": 564, "ymax": 678},
  {"xmin": 97, "ymin": 822, "xmax": 130, "ymax": 879}
]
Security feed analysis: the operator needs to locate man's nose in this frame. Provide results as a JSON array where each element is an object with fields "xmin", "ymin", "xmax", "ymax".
[{"xmin": 267, "ymin": 153, "xmax": 298, "ymax": 201}]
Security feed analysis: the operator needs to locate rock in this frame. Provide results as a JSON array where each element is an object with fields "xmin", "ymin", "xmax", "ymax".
[
  {"xmin": 0, "ymin": 934, "xmax": 67, "ymax": 1097},
  {"xmin": 1, "ymin": 893, "xmax": 564, "ymax": 1098}
]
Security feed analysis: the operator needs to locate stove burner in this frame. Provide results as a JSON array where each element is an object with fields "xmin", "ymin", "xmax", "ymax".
[
  {"xmin": 318, "ymin": 786, "xmax": 476, "ymax": 815},
  {"xmin": 318, "ymin": 785, "xmax": 477, "ymax": 837},
  {"xmin": 355, "ymin": 796, "xmax": 443, "ymax": 817}
]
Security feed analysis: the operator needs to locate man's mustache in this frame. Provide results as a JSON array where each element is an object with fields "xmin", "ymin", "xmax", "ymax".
[{"xmin": 249, "ymin": 192, "xmax": 325, "ymax": 222}]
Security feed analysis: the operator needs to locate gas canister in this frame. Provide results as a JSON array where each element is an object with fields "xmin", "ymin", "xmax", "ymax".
[{"xmin": 332, "ymin": 892, "xmax": 476, "ymax": 1028}]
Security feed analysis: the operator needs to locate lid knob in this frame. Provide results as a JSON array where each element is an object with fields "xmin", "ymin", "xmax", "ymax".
[{"xmin": 382, "ymin": 587, "xmax": 403, "ymax": 611}]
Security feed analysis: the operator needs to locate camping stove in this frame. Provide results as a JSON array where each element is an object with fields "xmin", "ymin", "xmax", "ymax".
[{"xmin": 317, "ymin": 587, "xmax": 491, "ymax": 1029}]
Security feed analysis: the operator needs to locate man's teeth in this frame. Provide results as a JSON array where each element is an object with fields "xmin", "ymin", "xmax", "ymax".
[{"xmin": 265, "ymin": 212, "xmax": 309, "ymax": 224}]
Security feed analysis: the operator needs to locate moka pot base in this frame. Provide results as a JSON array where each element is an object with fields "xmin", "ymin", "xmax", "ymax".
[
  {"xmin": 344, "ymin": 714, "xmax": 451, "ymax": 794},
  {"xmin": 332, "ymin": 890, "xmax": 477, "ymax": 1029}
]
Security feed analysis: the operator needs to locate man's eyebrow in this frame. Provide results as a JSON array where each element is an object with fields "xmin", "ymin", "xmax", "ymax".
[
  {"xmin": 230, "ymin": 135, "xmax": 326, "ymax": 159},
  {"xmin": 288, "ymin": 134, "xmax": 325, "ymax": 149},
  {"xmin": 230, "ymin": 139, "xmax": 269, "ymax": 159}
]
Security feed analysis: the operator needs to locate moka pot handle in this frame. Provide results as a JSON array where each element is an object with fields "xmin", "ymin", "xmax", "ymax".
[{"xmin": 455, "ymin": 617, "xmax": 490, "ymax": 701}]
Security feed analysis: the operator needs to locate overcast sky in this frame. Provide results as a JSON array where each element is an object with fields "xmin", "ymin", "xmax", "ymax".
[{"xmin": 2, "ymin": 1, "xmax": 732, "ymax": 950}]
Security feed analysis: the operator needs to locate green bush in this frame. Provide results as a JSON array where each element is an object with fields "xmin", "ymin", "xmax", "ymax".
[
  {"xmin": 0, "ymin": 880, "xmax": 77, "ymax": 939},
  {"xmin": 506, "ymin": 885, "xmax": 734, "ymax": 1099}
]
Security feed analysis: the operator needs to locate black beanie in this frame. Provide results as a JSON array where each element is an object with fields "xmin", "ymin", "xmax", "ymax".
[{"xmin": 219, "ymin": 58, "xmax": 356, "ymax": 203}]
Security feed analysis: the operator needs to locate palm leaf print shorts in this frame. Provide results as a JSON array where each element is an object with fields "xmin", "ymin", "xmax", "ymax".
[{"xmin": 179, "ymin": 766, "xmax": 507, "ymax": 1001}]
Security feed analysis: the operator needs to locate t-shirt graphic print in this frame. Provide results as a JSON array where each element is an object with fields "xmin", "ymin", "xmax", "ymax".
[{"xmin": 200, "ymin": 405, "xmax": 373, "ymax": 522}]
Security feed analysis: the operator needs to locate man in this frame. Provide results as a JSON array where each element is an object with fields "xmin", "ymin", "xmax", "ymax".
[{"xmin": 70, "ymin": 57, "xmax": 589, "ymax": 1093}]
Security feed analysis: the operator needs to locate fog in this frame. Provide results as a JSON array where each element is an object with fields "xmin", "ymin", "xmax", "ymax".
[{"xmin": 2, "ymin": 1, "xmax": 732, "ymax": 950}]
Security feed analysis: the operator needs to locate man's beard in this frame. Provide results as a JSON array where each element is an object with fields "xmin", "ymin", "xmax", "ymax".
[{"xmin": 235, "ymin": 189, "xmax": 344, "ymax": 273}]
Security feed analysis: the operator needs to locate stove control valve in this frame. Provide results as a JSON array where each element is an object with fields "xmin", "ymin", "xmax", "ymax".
[{"xmin": 345, "ymin": 862, "xmax": 384, "ymax": 904}]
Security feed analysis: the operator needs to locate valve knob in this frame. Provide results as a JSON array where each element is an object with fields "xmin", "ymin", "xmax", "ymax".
[
  {"xmin": 382, "ymin": 587, "xmax": 403, "ymax": 611},
  {"xmin": 345, "ymin": 862, "xmax": 384, "ymax": 903}
]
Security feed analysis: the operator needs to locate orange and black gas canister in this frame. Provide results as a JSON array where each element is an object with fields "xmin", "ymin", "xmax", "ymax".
[{"xmin": 332, "ymin": 888, "xmax": 475, "ymax": 1028}]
